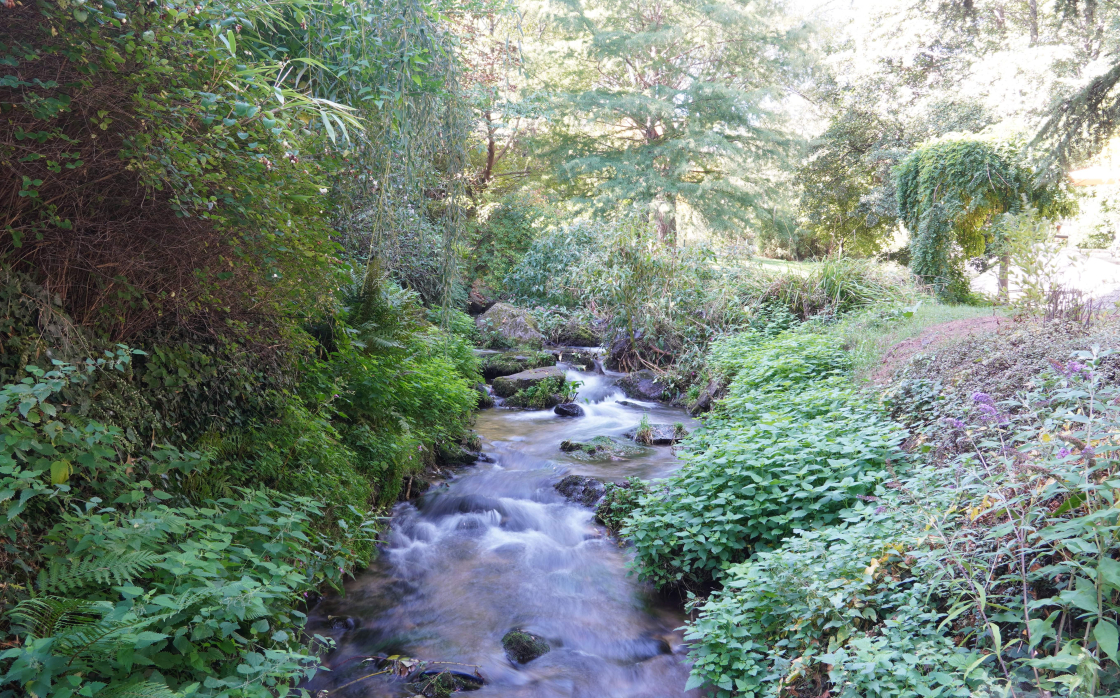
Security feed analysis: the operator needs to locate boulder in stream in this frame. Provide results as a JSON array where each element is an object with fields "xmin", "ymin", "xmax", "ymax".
[
  {"xmin": 622, "ymin": 423, "xmax": 689, "ymax": 446},
  {"xmin": 491, "ymin": 366, "xmax": 565, "ymax": 398},
  {"xmin": 553, "ymin": 403, "xmax": 584, "ymax": 418},
  {"xmin": 480, "ymin": 351, "xmax": 556, "ymax": 381},
  {"xmin": 476, "ymin": 303, "xmax": 544, "ymax": 348},
  {"xmin": 616, "ymin": 369, "xmax": 669, "ymax": 402},
  {"xmin": 558, "ymin": 436, "xmax": 651, "ymax": 461},
  {"xmin": 502, "ymin": 629, "xmax": 551, "ymax": 664},
  {"xmin": 555, "ymin": 474, "xmax": 606, "ymax": 506}
]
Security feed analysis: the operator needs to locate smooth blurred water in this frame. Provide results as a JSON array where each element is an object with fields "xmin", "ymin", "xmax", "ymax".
[{"xmin": 303, "ymin": 363, "xmax": 698, "ymax": 697}]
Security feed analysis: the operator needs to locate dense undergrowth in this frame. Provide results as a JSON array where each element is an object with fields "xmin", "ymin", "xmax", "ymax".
[
  {"xmin": 497, "ymin": 218, "xmax": 918, "ymax": 396},
  {"xmin": 607, "ymin": 313, "xmax": 1120, "ymax": 696},
  {"xmin": 0, "ymin": 1, "xmax": 480, "ymax": 696}
]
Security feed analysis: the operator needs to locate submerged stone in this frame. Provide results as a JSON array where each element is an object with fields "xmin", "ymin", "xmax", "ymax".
[
  {"xmin": 502, "ymin": 629, "xmax": 551, "ymax": 664},
  {"xmin": 406, "ymin": 670, "xmax": 484, "ymax": 696}
]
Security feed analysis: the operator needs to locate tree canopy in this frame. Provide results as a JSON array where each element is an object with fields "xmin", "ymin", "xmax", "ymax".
[{"xmin": 529, "ymin": 0, "xmax": 807, "ymax": 242}]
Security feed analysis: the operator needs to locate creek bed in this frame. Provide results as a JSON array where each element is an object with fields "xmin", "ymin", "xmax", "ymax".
[{"xmin": 303, "ymin": 365, "xmax": 700, "ymax": 697}]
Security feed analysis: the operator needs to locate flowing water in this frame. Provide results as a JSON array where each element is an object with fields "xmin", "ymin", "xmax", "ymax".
[{"xmin": 304, "ymin": 363, "xmax": 699, "ymax": 698}]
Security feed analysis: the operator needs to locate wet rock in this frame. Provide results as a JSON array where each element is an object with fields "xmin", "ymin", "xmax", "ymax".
[
  {"xmin": 474, "ymin": 383, "xmax": 495, "ymax": 408},
  {"xmin": 616, "ymin": 369, "xmax": 669, "ymax": 402},
  {"xmin": 407, "ymin": 670, "xmax": 485, "ymax": 696},
  {"xmin": 688, "ymin": 376, "xmax": 728, "ymax": 415},
  {"xmin": 480, "ymin": 351, "xmax": 555, "ymax": 380},
  {"xmin": 553, "ymin": 403, "xmax": 584, "ymax": 418},
  {"xmin": 328, "ymin": 616, "xmax": 356, "ymax": 631},
  {"xmin": 491, "ymin": 366, "xmax": 565, "ymax": 398},
  {"xmin": 476, "ymin": 303, "xmax": 543, "ymax": 348},
  {"xmin": 555, "ymin": 475, "xmax": 606, "ymax": 507},
  {"xmin": 502, "ymin": 629, "xmax": 551, "ymax": 664},
  {"xmin": 622, "ymin": 423, "xmax": 689, "ymax": 446},
  {"xmin": 438, "ymin": 442, "xmax": 481, "ymax": 466},
  {"xmin": 559, "ymin": 436, "xmax": 651, "ymax": 461}
]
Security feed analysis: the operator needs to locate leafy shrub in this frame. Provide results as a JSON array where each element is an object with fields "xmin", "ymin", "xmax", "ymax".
[
  {"xmin": 686, "ymin": 511, "xmax": 980, "ymax": 697},
  {"xmin": 621, "ymin": 329, "xmax": 903, "ymax": 590}
]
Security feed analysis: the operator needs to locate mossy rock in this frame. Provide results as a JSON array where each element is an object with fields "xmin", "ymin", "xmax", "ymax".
[
  {"xmin": 406, "ymin": 670, "xmax": 484, "ymax": 697},
  {"xmin": 502, "ymin": 629, "xmax": 551, "ymax": 664},
  {"xmin": 555, "ymin": 321, "xmax": 599, "ymax": 347},
  {"xmin": 503, "ymin": 375, "xmax": 569, "ymax": 409},
  {"xmin": 474, "ymin": 384, "xmax": 495, "ymax": 409},
  {"xmin": 480, "ymin": 351, "xmax": 555, "ymax": 380},
  {"xmin": 475, "ymin": 303, "xmax": 543, "ymax": 349},
  {"xmin": 559, "ymin": 436, "xmax": 651, "ymax": 461},
  {"xmin": 492, "ymin": 366, "xmax": 565, "ymax": 398}
]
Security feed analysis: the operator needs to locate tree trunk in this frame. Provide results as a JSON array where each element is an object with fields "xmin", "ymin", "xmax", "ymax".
[
  {"xmin": 999, "ymin": 252, "xmax": 1010, "ymax": 301},
  {"xmin": 1028, "ymin": 0, "xmax": 1038, "ymax": 45},
  {"xmin": 653, "ymin": 197, "xmax": 677, "ymax": 246},
  {"xmin": 479, "ymin": 110, "xmax": 497, "ymax": 189}
]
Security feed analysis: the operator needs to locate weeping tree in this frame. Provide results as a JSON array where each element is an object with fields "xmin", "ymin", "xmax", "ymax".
[
  {"xmin": 895, "ymin": 136, "xmax": 1072, "ymax": 301},
  {"xmin": 531, "ymin": 0, "xmax": 807, "ymax": 244}
]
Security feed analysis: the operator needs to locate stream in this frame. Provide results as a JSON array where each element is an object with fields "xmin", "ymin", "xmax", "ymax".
[{"xmin": 303, "ymin": 361, "xmax": 700, "ymax": 697}]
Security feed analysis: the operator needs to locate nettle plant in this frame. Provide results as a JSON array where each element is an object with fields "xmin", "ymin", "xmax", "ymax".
[{"xmin": 621, "ymin": 330, "xmax": 905, "ymax": 591}]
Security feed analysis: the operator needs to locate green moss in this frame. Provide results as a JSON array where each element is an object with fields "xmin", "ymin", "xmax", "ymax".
[{"xmin": 502, "ymin": 630, "xmax": 551, "ymax": 663}]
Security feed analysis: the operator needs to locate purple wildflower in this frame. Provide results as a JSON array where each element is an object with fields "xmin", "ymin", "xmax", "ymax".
[
  {"xmin": 971, "ymin": 392, "xmax": 994, "ymax": 405},
  {"xmin": 1057, "ymin": 447, "xmax": 1071, "ymax": 458},
  {"xmin": 978, "ymin": 404, "xmax": 1001, "ymax": 423},
  {"xmin": 1083, "ymin": 446, "xmax": 1095, "ymax": 458},
  {"xmin": 943, "ymin": 417, "xmax": 965, "ymax": 430},
  {"xmin": 875, "ymin": 506, "xmax": 886, "ymax": 514}
]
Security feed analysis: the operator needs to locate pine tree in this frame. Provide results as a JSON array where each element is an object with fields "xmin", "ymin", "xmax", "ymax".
[{"xmin": 531, "ymin": 0, "xmax": 808, "ymax": 243}]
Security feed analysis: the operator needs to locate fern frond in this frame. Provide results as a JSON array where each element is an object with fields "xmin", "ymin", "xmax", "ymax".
[
  {"xmin": 10, "ymin": 596, "xmax": 111, "ymax": 639},
  {"xmin": 37, "ymin": 550, "xmax": 163, "ymax": 594},
  {"xmin": 96, "ymin": 681, "xmax": 180, "ymax": 698}
]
